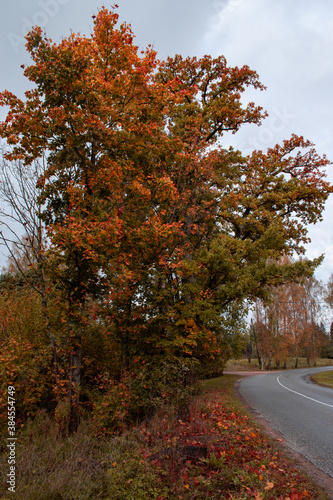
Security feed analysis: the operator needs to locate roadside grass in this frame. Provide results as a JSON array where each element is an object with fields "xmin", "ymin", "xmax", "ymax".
[
  {"xmin": 311, "ymin": 370, "xmax": 333, "ymax": 389},
  {"xmin": 225, "ymin": 358, "xmax": 262, "ymax": 371},
  {"xmin": 226, "ymin": 357, "xmax": 333, "ymax": 371},
  {"xmin": 1, "ymin": 375, "xmax": 330, "ymax": 499}
]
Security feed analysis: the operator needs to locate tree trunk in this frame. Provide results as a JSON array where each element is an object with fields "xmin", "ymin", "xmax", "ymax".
[
  {"xmin": 40, "ymin": 277, "xmax": 59, "ymax": 392},
  {"xmin": 68, "ymin": 342, "xmax": 82, "ymax": 434},
  {"xmin": 246, "ymin": 341, "xmax": 252, "ymax": 364},
  {"xmin": 251, "ymin": 322, "xmax": 261, "ymax": 368},
  {"xmin": 266, "ymin": 356, "xmax": 271, "ymax": 371}
]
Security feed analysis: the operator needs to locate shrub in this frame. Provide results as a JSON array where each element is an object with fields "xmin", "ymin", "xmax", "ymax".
[{"xmin": 90, "ymin": 359, "xmax": 201, "ymax": 435}]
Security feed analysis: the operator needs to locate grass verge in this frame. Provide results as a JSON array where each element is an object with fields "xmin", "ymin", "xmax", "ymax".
[
  {"xmin": 311, "ymin": 370, "xmax": 333, "ymax": 389},
  {"xmin": 0, "ymin": 376, "xmax": 330, "ymax": 499},
  {"xmin": 225, "ymin": 357, "xmax": 333, "ymax": 371}
]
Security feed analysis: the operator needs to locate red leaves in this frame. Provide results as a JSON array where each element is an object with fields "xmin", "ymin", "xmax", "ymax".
[{"xmin": 132, "ymin": 382, "xmax": 321, "ymax": 499}]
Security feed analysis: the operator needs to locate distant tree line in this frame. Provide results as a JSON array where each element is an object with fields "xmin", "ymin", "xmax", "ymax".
[{"xmin": 249, "ymin": 260, "xmax": 333, "ymax": 369}]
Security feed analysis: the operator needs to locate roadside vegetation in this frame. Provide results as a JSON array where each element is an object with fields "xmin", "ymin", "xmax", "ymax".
[
  {"xmin": 1, "ymin": 374, "xmax": 330, "ymax": 499},
  {"xmin": 311, "ymin": 370, "xmax": 333, "ymax": 389},
  {"xmin": 225, "ymin": 358, "xmax": 333, "ymax": 372}
]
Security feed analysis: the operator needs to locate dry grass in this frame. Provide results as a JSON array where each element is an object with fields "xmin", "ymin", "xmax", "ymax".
[
  {"xmin": 225, "ymin": 357, "xmax": 333, "ymax": 371},
  {"xmin": 311, "ymin": 370, "xmax": 333, "ymax": 389},
  {"xmin": 0, "ymin": 410, "xmax": 139, "ymax": 499},
  {"xmin": 225, "ymin": 358, "xmax": 262, "ymax": 371}
]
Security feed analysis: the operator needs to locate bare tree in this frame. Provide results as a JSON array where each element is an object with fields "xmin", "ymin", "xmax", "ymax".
[{"xmin": 0, "ymin": 147, "xmax": 59, "ymax": 388}]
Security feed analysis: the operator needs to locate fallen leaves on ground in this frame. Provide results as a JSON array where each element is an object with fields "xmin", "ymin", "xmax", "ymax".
[{"xmin": 136, "ymin": 376, "xmax": 328, "ymax": 499}]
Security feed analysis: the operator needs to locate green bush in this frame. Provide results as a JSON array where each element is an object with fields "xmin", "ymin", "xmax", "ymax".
[
  {"xmin": 128, "ymin": 359, "xmax": 201, "ymax": 418},
  {"xmin": 105, "ymin": 451, "xmax": 169, "ymax": 500},
  {"xmin": 90, "ymin": 359, "xmax": 201, "ymax": 435},
  {"xmin": 91, "ymin": 380, "xmax": 131, "ymax": 434}
]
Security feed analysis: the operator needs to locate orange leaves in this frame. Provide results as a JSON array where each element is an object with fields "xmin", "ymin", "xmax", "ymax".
[
  {"xmin": 154, "ymin": 174, "xmax": 178, "ymax": 203},
  {"xmin": 265, "ymin": 480, "xmax": 274, "ymax": 491},
  {"xmin": 128, "ymin": 179, "xmax": 151, "ymax": 201},
  {"xmin": 254, "ymin": 493, "xmax": 263, "ymax": 500}
]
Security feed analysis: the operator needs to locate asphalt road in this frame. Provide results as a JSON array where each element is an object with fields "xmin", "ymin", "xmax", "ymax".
[{"xmin": 238, "ymin": 366, "xmax": 333, "ymax": 478}]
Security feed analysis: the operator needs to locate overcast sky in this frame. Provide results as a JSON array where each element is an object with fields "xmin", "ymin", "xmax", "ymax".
[{"xmin": 1, "ymin": 0, "xmax": 333, "ymax": 282}]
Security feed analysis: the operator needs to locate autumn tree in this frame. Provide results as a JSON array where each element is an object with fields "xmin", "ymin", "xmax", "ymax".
[
  {"xmin": 325, "ymin": 273, "xmax": 333, "ymax": 310},
  {"xmin": 0, "ymin": 272, "xmax": 62, "ymax": 426},
  {"xmin": 322, "ymin": 273, "xmax": 333, "ymax": 357},
  {"xmin": 253, "ymin": 263, "xmax": 328, "ymax": 369},
  {"xmin": 0, "ymin": 6, "xmax": 331, "ymax": 431}
]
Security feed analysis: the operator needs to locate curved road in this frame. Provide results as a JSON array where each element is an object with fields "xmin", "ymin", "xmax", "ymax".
[{"xmin": 238, "ymin": 366, "xmax": 333, "ymax": 478}]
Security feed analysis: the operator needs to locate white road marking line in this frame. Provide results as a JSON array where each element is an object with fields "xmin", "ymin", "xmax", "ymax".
[{"xmin": 277, "ymin": 376, "xmax": 333, "ymax": 409}]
